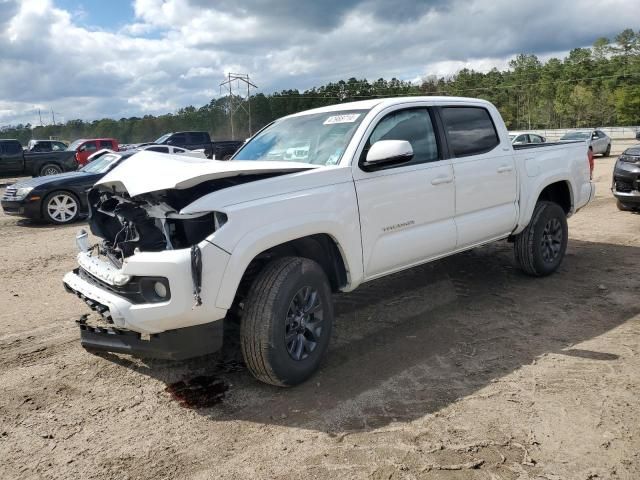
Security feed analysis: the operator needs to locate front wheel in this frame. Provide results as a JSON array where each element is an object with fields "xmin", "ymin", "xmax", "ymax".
[
  {"xmin": 43, "ymin": 191, "xmax": 80, "ymax": 224},
  {"xmin": 240, "ymin": 257, "xmax": 333, "ymax": 386},
  {"xmin": 514, "ymin": 201, "xmax": 568, "ymax": 276}
]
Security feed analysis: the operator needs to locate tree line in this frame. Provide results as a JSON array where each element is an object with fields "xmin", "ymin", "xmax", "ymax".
[{"xmin": 2, "ymin": 28, "xmax": 639, "ymax": 145}]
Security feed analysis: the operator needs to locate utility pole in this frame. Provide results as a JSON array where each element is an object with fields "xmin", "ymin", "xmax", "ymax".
[
  {"xmin": 219, "ymin": 73, "xmax": 257, "ymax": 140},
  {"xmin": 38, "ymin": 109, "xmax": 43, "ymax": 127},
  {"xmin": 51, "ymin": 108, "xmax": 55, "ymax": 125}
]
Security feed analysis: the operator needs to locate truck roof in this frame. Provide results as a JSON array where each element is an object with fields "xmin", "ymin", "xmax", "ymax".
[{"xmin": 287, "ymin": 96, "xmax": 493, "ymax": 118}]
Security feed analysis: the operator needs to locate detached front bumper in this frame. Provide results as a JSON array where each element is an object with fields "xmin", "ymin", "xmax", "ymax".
[{"xmin": 75, "ymin": 316, "xmax": 223, "ymax": 360}]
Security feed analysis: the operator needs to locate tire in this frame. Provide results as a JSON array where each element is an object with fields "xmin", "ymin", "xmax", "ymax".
[
  {"xmin": 514, "ymin": 201, "xmax": 568, "ymax": 277},
  {"xmin": 43, "ymin": 191, "xmax": 80, "ymax": 224},
  {"xmin": 616, "ymin": 199, "xmax": 637, "ymax": 212},
  {"xmin": 240, "ymin": 257, "xmax": 333, "ymax": 386},
  {"xmin": 40, "ymin": 163, "xmax": 62, "ymax": 176},
  {"xmin": 603, "ymin": 144, "xmax": 611, "ymax": 157}
]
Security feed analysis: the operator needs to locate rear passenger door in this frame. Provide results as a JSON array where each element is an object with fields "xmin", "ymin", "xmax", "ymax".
[
  {"xmin": 352, "ymin": 106, "xmax": 457, "ymax": 279},
  {"xmin": 439, "ymin": 106, "xmax": 517, "ymax": 248}
]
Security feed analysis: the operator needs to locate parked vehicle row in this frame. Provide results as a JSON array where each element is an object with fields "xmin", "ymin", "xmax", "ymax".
[
  {"xmin": 1, "ymin": 142, "xmax": 209, "ymax": 224},
  {"xmin": 1, "ymin": 150, "xmax": 136, "ymax": 224},
  {"xmin": 60, "ymin": 96, "xmax": 595, "ymax": 387},
  {"xmin": 0, "ymin": 139, "xmax": 77, "ymax": 177}
]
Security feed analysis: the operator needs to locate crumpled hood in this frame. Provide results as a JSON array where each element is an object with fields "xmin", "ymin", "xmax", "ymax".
[{"xmin": 94, "ymin": 150, "xmax": 318, "ymax": 197}]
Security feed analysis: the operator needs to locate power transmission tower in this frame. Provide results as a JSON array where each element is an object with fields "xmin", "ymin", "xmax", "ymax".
[{"xmin": 219, "ymin": 73, "xmax": 257, "ymax": 140}]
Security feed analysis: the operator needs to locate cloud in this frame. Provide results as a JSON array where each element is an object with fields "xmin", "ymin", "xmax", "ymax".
[{"xmin": 0, "ymin": 0, "xmax": 635, "ymax": 126}]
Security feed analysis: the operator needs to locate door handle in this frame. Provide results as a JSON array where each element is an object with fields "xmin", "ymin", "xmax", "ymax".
[
  {"xmin": 431, "ymin": 175, "xmax": 454, "ymax": 185},
  {"xmin": 497, "ymin": 165, "xmax": 513, "ymax": 173}
]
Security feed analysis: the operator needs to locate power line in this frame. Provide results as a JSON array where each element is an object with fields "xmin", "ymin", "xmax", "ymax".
[{"xmin": 219, "ymin": 72, "xmax": 258, "ymax": 139}]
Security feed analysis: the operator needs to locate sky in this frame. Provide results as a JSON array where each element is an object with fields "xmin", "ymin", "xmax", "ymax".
[{"xmin": 0, "ymin": 0, "xmax": 635, "ymax": 126}]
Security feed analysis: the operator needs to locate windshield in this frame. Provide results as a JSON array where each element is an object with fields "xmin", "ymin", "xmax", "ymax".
[
  {"xmin": 67, "ymin": 139, "xmax": 85, "ymax": 150},
  {"xmin": 560, "ymin": 131, "xmax": 590, "ymax": 140},
  {"xmin": 80, "ymin": 153, "xmax": 121, "ymax": 174},
  {"xmin": 234, "ymin": 110, "xmax": 369, "ymax": 165},
  {"xmin": 154, "ymin": 133, "xmax": 172, "ymax": 144},
  {"xmin": 509, "ymin": 134, "xmax": 516, "ymax": 140}
]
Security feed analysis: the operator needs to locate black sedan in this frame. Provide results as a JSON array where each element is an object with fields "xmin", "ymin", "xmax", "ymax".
[
  {"xmin": 612, "ymin": 144, "xmax": 640, "ymax": 211},
  {"xmin": 1, "ymin": 150, "xmax": 135, "ymax": 224}
]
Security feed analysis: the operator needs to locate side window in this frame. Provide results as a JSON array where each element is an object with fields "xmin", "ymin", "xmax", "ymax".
[
  {"xmin": 362, "ymin": 108, "xmax": 438, "ymax": 167},
  {"xmin": 170, "ymin": 134, "xmax": 187, "ymax": 145},
  {"xmin": 172, "ymin": 147, "xmax": 186, "ymax": 153},
  {"xmin": 147, "ymin": 146, "xmax": 169, "ymax": 153},
  {"xmin": 513, "ymin": 135, "xmax": 527, "ymax": 144},
  {"xmin": 100, "ymin": 140, "xmax": 113, "ymax": 149},
  {"xmin": 530, "ymin": 134, "xmax": 543, "ymax": 144},
  {"xmin": 84, "ymin": 141, "xmax": 98, "ymax": 151},
  {"xmin": 441, "ymin": 107, "xmax": 499, "ymax": 157},
  {"xmin": 52, "ymin": 142, "xmax": 65, "ymax": 151}
]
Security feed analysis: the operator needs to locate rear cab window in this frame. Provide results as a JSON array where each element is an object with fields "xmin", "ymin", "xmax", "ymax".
[
  {"xmin": 188, "ymin": 132, "xmax": 209, "ymax": 144},
  {"xmin": 2, "ymin": 141, "xmax": 23, "ymax": 155},
  {"xmin": 440, "ymin": 106, "xmax": 500, "ymax": 157}
]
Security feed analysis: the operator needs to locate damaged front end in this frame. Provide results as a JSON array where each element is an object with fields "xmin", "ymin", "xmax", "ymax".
[
  {"xmin": 63, "ymin": 182, "xmax": 234, "ymax": 359},
  {"xmin": 86, "ymin": 186, "xmax": 226, "ymax": 267},
  {"xmin": 62, "ymin": 152, "xmax": 316, "ymax": 359}
]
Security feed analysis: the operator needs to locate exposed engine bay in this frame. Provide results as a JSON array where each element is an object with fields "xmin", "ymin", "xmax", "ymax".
[{"xmin": 87, "ymin": 175, "xmax": 280, "ymax": 266}]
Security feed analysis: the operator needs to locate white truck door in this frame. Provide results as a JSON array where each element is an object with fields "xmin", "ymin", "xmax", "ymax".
[
  {"xmin": 352, "ymin": 107, "xmax": 457, "ymax": 280},
  {"xmin": 439, "ymin": 106, "xmax": 518, "ymax": 248}
]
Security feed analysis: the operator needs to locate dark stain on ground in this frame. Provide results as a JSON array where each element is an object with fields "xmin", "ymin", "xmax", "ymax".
[{"xmin": 166, "ymin": 375, "xmax": 229, "ymax": 408}]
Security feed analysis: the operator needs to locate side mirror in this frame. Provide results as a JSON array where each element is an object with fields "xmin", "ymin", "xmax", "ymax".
[
  {"xmin": 78, "ymin": 145, "xmax": 86, "ymax": 152},
  {"xmin": 166, "ymin": 139, "xmax": 175, "ymax": 145},
  {"xmin": 362, "ymin": 140, "xmax": 413, "ymax": 170},
  {"xmin": 592, "ymin": 133, "xmax": 598, "ymax": 139}
]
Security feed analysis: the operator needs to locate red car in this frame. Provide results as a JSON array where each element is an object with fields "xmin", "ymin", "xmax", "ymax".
[{"xmin": 67, "ymin": 138, "xmax": 119, "ymax": 166}]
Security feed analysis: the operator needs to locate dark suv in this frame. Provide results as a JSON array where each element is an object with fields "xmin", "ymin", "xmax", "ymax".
[
  {"xmin": 612, "ymin": 144, "xmax": 640, "ymax": 211},
  {"xmin": 153, "ymin": 131, "xmax": 244, "ymax": 160}
]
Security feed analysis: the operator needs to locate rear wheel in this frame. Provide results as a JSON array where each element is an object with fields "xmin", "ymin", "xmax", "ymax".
[
  {"xmin": 40, "ymin": 163, "xmax": 62, "ymax": 176},
  {"xmin": 43, "ymin": 191, "xmax": 80, "ymax": 224},
  {"xmin": 514, "ymin": 201, "xmax": 568, "ymax": 276},
  {"xmin": 240, "ymin": 257, "xmax": 333, "ymax": 386}
]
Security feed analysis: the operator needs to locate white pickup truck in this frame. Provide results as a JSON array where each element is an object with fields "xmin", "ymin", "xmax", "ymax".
[{"xmin": 63, "ymin": 97, "xmax": 595, "ymax": 386}]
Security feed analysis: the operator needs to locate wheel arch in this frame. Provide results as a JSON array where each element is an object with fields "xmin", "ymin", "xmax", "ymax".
[
  {"xmin": 216, "ymin": 232, "xmax": 353, "ymax": 310},
  {"xmin": 537, "ymin": 180, "xmax": 572, "ymax": 214}
]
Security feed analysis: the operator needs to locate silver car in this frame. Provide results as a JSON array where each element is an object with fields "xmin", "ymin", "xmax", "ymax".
[{"xmin": 559, "ymin": 129, "xmax": 611, "ymax": 156}]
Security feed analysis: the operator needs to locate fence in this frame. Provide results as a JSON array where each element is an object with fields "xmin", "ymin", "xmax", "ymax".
[{"xmin": 529, "ymin": 126, "xmax": 640, "ymax": 141}]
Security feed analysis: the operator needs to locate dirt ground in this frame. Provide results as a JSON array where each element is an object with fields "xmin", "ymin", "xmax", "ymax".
[{"xmin": 1, "ymin": 150, "xmax": 639, "ymax": 480}]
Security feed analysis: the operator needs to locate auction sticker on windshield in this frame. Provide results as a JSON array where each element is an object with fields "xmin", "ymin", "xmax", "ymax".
[{"xmin": 323, "ymin": 113, "xmax": 361, "ymax": 125}]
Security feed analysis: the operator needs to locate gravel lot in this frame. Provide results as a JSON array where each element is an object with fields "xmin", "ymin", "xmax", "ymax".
[{"xmin": 1, "ymin": 150, "xmax": 639, "ymax": 480}]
